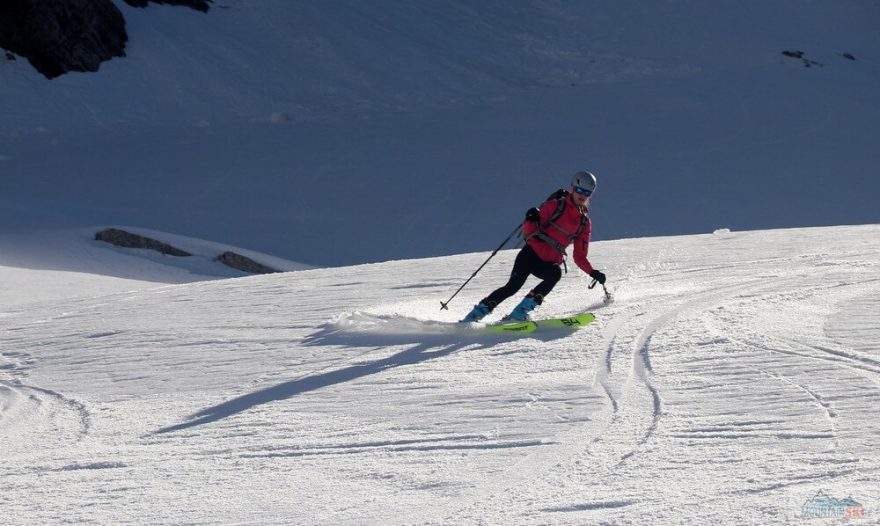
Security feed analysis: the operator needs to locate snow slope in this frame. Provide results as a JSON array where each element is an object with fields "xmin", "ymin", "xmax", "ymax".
[
  {"xmin": 0, "ymin": 226, "xmax": 310, "ymax": 306},
  {"xmin": 2, "ymin": 1, "xmax": 879, "ymax": 267},
  {"xmin": 2, "ymin": 224, "xmax": 878, "ymax": 524}
]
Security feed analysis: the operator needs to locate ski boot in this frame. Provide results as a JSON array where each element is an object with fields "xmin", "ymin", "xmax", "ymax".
[
  {"xmin": 501, "ymin": 294, "xmax": 540, "ymax": 322},
  {"xmin": 461, "ymin": 302, "xmax": 492, "ymax": 323}
]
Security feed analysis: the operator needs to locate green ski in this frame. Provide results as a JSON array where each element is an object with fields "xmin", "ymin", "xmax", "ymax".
[
  {"xmin": 535, "ymin": 312, "xmax": 596, "ymax": 329},
  {"xmin": 484, "ymin": 320, "xmax": 538, "ymax": 334},
  {"xmin": 484, "ymin": 312, "xmax": 594, "ymax": 335}
]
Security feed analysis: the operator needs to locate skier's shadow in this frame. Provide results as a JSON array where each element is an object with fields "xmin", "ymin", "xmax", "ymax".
[{"xmin": 154, "ymin": 323, "xmax": 517, "ymax": 435}]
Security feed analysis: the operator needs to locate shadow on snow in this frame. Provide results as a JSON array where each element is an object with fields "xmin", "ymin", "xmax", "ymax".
[{"xmin": 154, "ymin": 317, "xmax": 564, "ymax": 435}]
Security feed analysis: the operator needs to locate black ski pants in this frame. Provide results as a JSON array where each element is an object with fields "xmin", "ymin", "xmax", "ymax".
[{"xmin": 482, "ymin": 244, "xmax": 562, "ymax": 308}]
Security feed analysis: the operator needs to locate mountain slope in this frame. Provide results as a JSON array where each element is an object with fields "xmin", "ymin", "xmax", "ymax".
[
  {"xmin": 1, "ymin": 1, "xmax": 878, "ymax": 267},
  {"xmin": 2, "ymin": 225, "xmax": 878, "ymax": 524}
]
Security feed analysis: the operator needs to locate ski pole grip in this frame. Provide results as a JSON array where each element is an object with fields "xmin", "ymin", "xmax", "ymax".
[{"xmin": 588, "ymin": 279, "xmax": 598, "ymax": 290}]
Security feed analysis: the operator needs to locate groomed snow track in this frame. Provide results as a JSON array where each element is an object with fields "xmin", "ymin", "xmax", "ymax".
[{"xmin": 2, "ymin": 225, "xmax": 878, "ymax": 525}]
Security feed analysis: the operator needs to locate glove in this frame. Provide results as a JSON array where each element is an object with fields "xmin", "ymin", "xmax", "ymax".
[
  {"xmin": 589, "ymin": 269, "xmax": 606, "ymax": 285},
  {"xmin": 525, "ymin": 207, "xmax": 540, "ymax": 222}
]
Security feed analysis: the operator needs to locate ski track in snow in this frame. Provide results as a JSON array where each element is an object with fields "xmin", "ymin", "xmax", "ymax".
[
  {"xmin": 0, "ymin": 380, "xmax": 91, "ymax": 463},
  {"xmin": 1, "ymin": 226, "xmax": 879, "ymax": 524}
]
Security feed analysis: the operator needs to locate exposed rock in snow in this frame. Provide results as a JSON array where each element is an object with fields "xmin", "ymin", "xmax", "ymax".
[
  {"xmin": 122, "ymin": 0, "xmax": 212, "ymax": 13},
  {"xmin": 0, "ymin": 0, "xmax": 212, "ymax": 79},
  {"xmin": 95, "ymin": 228, "xmax": 192, "ymax": 257},
  {"xmin": 0, "ymin": 0, "xmax": 127, "ymax": 79},
  {"xmin": 215, "ymin": 251, "xmax": 281, "ymax": 275},
  {"xmin": 781, "ymin": 49, "xmax": 824, "ymax": 68},
  {"xmin": 94, "ymin": 228, "xmax": 285, "ymax": 275}
]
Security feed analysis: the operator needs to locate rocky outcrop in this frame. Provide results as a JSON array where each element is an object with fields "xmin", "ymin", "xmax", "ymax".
[
  {"xmin": 0, "ymin": 0, "xmax": 212, "ymax": 79},
  {"xmin": 95, "ymin": 228, "xmax": 282, "ymax": 275},
  {"xmin": 781, "ymin": 50, "xmax": 823, "ymax": 68},
  {"xmin": 215, "ymin": 252, "xmax": 281, "ymax": 275},
  {"xmin": 95, "ymin": 228, "xmax": 192, "ymax": 257},
  {"xmin": 122, "ymin": 0, "xmax": 213, "ymax": 13},
  {"xmin": 0, "ymin": 0, "xmax": 128, "ymax": 79}
]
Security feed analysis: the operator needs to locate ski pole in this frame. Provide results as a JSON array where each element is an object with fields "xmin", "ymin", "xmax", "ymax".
[
  {"xmin": 589, "ymin": 278, "xmax": 614, "ymax": 304},
  {"xmin": 440, "ymin": 222, "xmax": 523, "ymax": 310}
]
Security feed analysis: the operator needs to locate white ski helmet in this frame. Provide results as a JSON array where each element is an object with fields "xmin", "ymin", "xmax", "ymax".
[{"xmin": 571, "ymin": 171, "xmax": 597, "ymax": 195}]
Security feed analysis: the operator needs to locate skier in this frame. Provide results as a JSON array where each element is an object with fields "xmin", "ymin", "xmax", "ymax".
[{"xmin": 462, "ymin": 171, "xmax": 607, "ymax": 322}]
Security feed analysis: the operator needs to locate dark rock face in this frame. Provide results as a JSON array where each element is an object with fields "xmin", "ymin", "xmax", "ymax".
[
  {"xmin": 0, "ymin": 0, "xmax": 128, "ymax": 79},
  {"xmin": 96, "ymin": 228, "xmax": 281, "ymax": 275},
  {"xmin": 0, "ymin": 0, "xmax": 211, "ymax": 79},
  {"xmin": 215, "ymin": 252, "xmax": 281, "ymax": 275},
  {"xmin": 122, "ymin": 0, "xmax": 212, "ymax": 13},
  {"xmin": 781, "ymin": 49, "xmax": 823, "ymax": 68},
  {"xmin": 95, "ymin": 228, "xmax": 192, "ymax": 257}
]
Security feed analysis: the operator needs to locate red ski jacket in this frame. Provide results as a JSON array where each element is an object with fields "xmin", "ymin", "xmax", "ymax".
[{"xmin": 523, "ymin": 192, "xmax": 595, "ymax": 274}]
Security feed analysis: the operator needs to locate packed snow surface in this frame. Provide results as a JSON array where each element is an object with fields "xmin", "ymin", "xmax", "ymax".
[{"xmin": 2, "ymin": 224, "xmax": 878, "ymax": 524}]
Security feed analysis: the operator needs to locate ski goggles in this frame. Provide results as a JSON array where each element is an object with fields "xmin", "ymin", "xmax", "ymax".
[{"xmin": 573, "ymin": 186, "xmax": 593, "ymax": 197}]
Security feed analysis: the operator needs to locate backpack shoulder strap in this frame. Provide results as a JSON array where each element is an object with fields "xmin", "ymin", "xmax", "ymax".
[
  {"xmin": 543, "ymin": 189, "xmax": 568, "ymax": 224},
  {"xmin": 574, "ymin": 212, "xmax": 588, "ymax": 238},
  {"xmin": 546, "ymin": 188, "xmax": 568, "ymax": 201}
]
